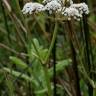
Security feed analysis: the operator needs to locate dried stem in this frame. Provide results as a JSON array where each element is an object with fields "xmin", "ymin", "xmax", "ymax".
[{"xmin": 67, "ymin": 20, "xmax": 81, "ymax": 96}]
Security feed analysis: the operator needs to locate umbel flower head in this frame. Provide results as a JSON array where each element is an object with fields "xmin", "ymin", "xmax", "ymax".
[
  {"xmin": 22, "ymin": 2, "xmax": 44, "ymax": 14},
  {"xmin": 43, "ymin": 0, "xmax": 61, "ymax": 14},
  {"xmin": 22, "ymin": 0, "xmax": 89, "ymax": 21},
  {"xmin": 62, "ymin": 7, "xmax": 82, "ymax": 21},
  {"xmin": 70, "ymin": 3, "xmax": 89, "ymax": 14}
]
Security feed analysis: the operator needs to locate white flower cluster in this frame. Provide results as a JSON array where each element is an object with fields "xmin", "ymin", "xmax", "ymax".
[
  {"xmin": 62, "ymin": 7, "xmax": 82, "ymax": 21},
  {"xmin": 70, "ymin": 3, "xmax": 89, "ymax": 14},
  {"xmin": 22, "ymin": 0, "xmax": 89, "ymax": 21},
  {"xmin": 44, "ymin": 0, "xmax": 61, "ymax": 14},
  {"xmin": 22, "ymin": 2, "xmax": 44, "ymax": 14}
]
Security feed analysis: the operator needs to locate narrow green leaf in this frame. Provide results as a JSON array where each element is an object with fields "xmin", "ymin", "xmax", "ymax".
[
  {"xmin": 49, "ymin": 59, "xmax": 71, "ymax": 77},
  {"xmin": 3, "ymin": 67, "xmax": 38, "ymax": 86},
  {"xmin": 9, "ymin": 56, "xmax": 28, "ymax": 69}
]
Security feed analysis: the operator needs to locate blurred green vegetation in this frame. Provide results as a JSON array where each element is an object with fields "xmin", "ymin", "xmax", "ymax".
[{"xmin": 0, "ymin": 0, "xmax": 96, "ymax": 96}]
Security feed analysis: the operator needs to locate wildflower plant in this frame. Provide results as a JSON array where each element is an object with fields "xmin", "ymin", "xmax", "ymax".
[
  {"xmin": 21, "ymin": 0, "xmax": 90, "ymax": 96},
  {"xmin": 0, "ymin": 0, "xmax": 96, "ymax": 96},
  {"xmin": 0, "ymin": 0, "xmax": 93, "ymax": 95}
]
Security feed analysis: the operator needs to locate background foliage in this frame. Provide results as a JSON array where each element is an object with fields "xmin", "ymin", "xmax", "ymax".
[{"xmin": 0, "ymin": 0, "xmax": 96, "ymax": 96}]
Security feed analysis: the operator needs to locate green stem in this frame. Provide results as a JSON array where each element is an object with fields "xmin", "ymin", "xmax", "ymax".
[
  {"xmin": 43, "ymin": 21, "xmax": 58, "ymax": 96},
  {"xmin": 44, "ymin": 21, "xmax": 58, "ymax": 64},
  {"xmin": 31, "ymin": 21, "xmax": 58, "ymax": 96}
]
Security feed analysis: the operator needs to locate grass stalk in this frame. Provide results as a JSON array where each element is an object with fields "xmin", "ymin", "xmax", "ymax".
[
  {"xmin": 0, "ymin": 0, "xmax": 11, "ymax": 43},
  {"xmin": 52, "ymin": 39, "xmax": 57, "ymax": 95}
]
